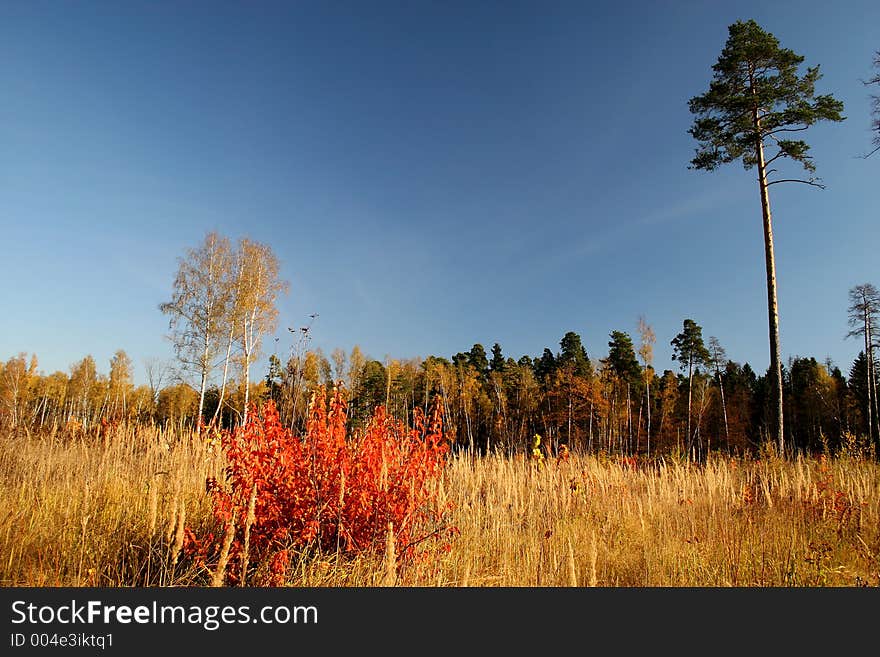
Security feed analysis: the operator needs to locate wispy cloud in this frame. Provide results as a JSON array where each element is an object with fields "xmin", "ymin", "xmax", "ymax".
[{"xmin": 538, "ymin": 186, "xmax": 747, "ymax": 271}]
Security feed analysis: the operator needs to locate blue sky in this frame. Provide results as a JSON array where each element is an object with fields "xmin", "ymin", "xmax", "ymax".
[{"xmin": 1, "ymin": 1, "xmax": 878, "ymax": 386}]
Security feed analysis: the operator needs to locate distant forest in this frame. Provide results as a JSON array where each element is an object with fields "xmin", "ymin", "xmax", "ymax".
[{"xmin": 2, "ymin": 310, "xmax": 877, "ymax": 460}]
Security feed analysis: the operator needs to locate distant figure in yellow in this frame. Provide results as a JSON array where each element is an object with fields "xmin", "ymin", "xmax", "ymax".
[{"xmin": 531, "ymin": 434, "xmax": 545, "ymax": 466}]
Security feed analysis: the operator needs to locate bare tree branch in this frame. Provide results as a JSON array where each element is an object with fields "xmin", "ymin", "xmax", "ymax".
[
  {"xmin": 765, "ymin": 178, "xmax": 826, "ymax": 189},
  {"xmin": 764, "ymin": 125, "xmax": 810, "ymax": 136},
  {"xmin": 861, "ymin": 144, "xmax": 880, "ymax": 159}
]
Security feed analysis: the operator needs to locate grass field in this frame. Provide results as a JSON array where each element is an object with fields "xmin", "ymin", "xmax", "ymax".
[{"xmin": 2, "ymin": 425, "xmax": 878, "ymax": 587}]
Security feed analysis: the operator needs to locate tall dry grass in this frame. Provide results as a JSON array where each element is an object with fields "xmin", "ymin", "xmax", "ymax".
[
  {"xmin": 421, "ymin": 451, "xmax": 880, "ymax": 586},
  {"xmin": 0, "ymin": 425, "xmax": 223, "ymax": 586},
  {"xmin": 1, "ymin": 426, "xmax": 878, "ymax": 586}
]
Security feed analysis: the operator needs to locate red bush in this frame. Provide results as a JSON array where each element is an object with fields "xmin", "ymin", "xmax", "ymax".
[{"xmin": 187, "ymin": 386, "xmax": 453, "ymax": 585}]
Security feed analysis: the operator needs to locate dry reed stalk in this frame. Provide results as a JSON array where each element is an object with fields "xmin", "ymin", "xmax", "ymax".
[
  {"xmin": 171, "ymin": 498, "xmax": 186, "ymax": 564},
  {"xmin": 567, "ymin": 538, "xmax": 578, "ymax": 587},
  {"xmin": 239, "ymin": 483, "xmax": 257, "ymax": 586},
  {"xmin": 165, "ymin": 492, "xmax": 178, "ymax": 545},
  {"xmin": 381, "ymin": 521, "xmax": 396, "ymax": 586},
  {"xmin": 211, "ymin": 509, "xmax": 238, "ymax": 587},
  {"xmin": 335, "ymin": 470, "xmax": 346, "ymax": 557},
  {"xmin": 761, "ymin": 477, "xmax": 774, "ymax": 508},
  {"xmin": 77, "ymin": 514, "xmax": 90, "ymax": 584},
  {"xmin": 588, "ymin": 529, "xmax": 598, "ymax": 587},
  {"xmin": 536, "ymin": 544, "xmax": 543, "ymax": 586},
  {"xmin": 147, "ymin": 482, "xmax": 158, "ymax": 539}
]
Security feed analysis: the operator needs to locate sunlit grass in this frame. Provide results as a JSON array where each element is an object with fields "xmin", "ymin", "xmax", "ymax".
[{"xmin": 2, "ymin": 426, "xmax": 878, "ymax": 586}]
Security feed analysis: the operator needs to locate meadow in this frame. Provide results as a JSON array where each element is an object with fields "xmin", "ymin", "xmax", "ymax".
[{"xmin": 2, "ymin": 421, "xmax": 878, "ymax": 588}]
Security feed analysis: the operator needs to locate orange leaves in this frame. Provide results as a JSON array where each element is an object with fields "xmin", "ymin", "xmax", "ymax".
[{"xmin": 188, "ymin": 385, "xmax": 452, "ymax": 585}]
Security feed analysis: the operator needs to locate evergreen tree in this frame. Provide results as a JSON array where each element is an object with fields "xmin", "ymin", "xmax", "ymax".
[
  {"xmin": 671, "ymin": 319, "xmax": 711, "ymax": 457},
  {"xmin": 354, "ymin": 360, "xmax": 387, "ymax": 420},
  {"xmin": 605, "ymin": 331, "xmax": 641, "ymax": 385},
  {"xmin": 849, "ymin": 352, "xmax": 878, "ymax": 444},
  {"xmin": 788, "ymin": 357, "xmax": 825, "ymax": 451},
  {"xmin": 846, "ymin": 283, "xmax": 880, "ymax": 452},
  {"xmin": 534, "ymin": 348, "xmax": 557, "ymax": 384},
  {"xmin": 603, "ymin": 331, "xmax": 642, "ymax": 454},
  {"xmin": 558, "ymin": 331, "xmax": 593, "ymax": 379},
  {"xmin": 489, "ymin": 343, "xmax": 506, "ymax": 373},
  {"xmin": 467, "ymin": 344, "xmax": 489, "ymax": 378},
  {"xmin": 721, "ymin": 360, "xmax": 756, "ymax": 452},
  {"xmin": 830, "ymin": 364, "xmax": 850, "ymax": 441},
  {"xmin": 689, "ymin": 19, "xmax": 845, "ymax": 454},
  {"xmin": 264, "ymin": 354, "xmax": 285, "ymax": 407}
]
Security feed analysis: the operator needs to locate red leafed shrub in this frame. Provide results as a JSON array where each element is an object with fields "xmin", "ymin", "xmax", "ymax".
[{"xmin": 186, "ymin": 385, "xmax": 454, "ymax": 585}]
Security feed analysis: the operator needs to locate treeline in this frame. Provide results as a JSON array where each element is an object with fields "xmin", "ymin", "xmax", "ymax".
[
  {"xmin": 1, "ymin": 321, "xmax": 876, "ymax": 459},
  {"xmin": 265, "ymin": 324, "xmax": 875, "ymax": 458}
]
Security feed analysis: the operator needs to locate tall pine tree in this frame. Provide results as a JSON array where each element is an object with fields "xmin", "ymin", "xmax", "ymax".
[
  {"xmin": 688, "ymin": 19, "xmax": 844, "ymax": 453},
  {"xmin": 671, "ymin": 319, "xmax": 711, "ymax": 457}
]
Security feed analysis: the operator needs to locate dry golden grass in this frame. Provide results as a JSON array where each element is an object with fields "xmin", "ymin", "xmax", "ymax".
[
  {"xmin": 423, "ymin": 452, "xmax": 880, "ymax": 586},
  {"xmin": 2, "ymin": 426, "xmax": 878, "ymax": 587},
  {"xmin": 0, "ymin": 425, "xmax": 223, "ymax": 586}
]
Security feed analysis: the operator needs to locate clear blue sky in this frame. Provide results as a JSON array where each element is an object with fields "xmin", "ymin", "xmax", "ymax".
[{"xmin": 1, "ymin": 1, "xmax": 878, "ymax": 386}]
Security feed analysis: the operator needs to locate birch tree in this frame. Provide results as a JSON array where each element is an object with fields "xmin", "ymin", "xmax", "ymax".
[
  {"xmin": 707, "ymin": 336, "xmax": 731, "ymax": 452},
  {"xmin": 210, "ymin": 245, "xmax": 245, "ymax": 428},
  {"xmin": 67, "ymin": 355, "xmax": 98, "ymax": 426},
  {"xmin": 144, "ymin": 357, "xmax": 169, "ymax": 408},
  {"xmin": 331, "ymin": 347, "xmax": 347, "ymax": 384},
  {"xmin": 236, "ymin": 238, "xmax": 288, "ymax": 426},
  {"xmin": 637, "ymin": 316, "xmax": 655, "ymax": 456},
  {"xmin": 160, "ymin": 232, "xmax": 233, "ymax": 433},
  {"xmin": 108, "ymin": 349, "xmax": 133, "ymax": 420},
  {"xmin": 1, "ymin": 353, "xmax": 37, "ymax": 429}
]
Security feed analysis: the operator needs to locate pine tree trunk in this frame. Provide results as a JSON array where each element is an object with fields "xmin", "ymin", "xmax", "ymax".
[
  {"xmin": 659, "ymin": 400, "xmax": 666, "ymax": 449},
  {"xmin": 867, "ymin": 314, "xmax": 879, "ymax": 448},
  {"xmin": 567, "ymin": 381, "xmax": 572, "ymax": 446},
  {"xmin": 626, "ymin": 383, "xmax": 632, "ymax": 455},
  {"xmin": 588, "ymin": 399, "xmax": 594, "ymax": 452},
  {"xmin": 719, "ymin": 375, "xmax": 730, "ymax": 453},
  {"xmin": 636, "ymin": 396, "xmax": 643, "ymax": 456},
  {"xmin": 645, "ymin": 379, "xmax": 651, "ymax": 459},
  {"xmin": 752, "ymin": 87, "xmax": 785, "ymax": 455},
  {"xmin": 863, "ymin": 307, "xmax": 874, "ymax": 445},
  {"xmin": 694, "ymin": 379, "xmax": 709, "ymax": 461},
  {"xmin": 686, "ymin": 359, "xmax": 693, "ymax": 459},
  {"xmin": 609, "ymin": 395, "xmax": 615, "ymax": 453}
]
